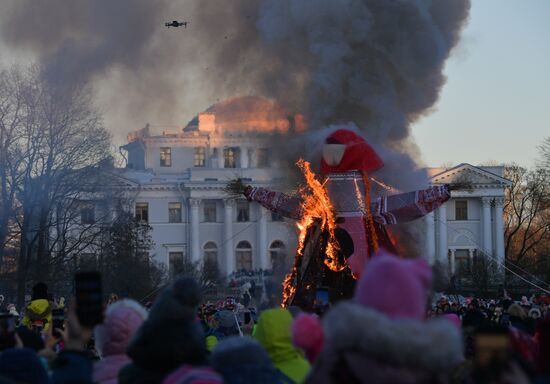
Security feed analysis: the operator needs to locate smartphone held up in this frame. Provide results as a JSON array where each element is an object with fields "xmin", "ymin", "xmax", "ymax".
[{"xmin": 74, "ymin": 271, "xmax": 104, "ymax": 328}]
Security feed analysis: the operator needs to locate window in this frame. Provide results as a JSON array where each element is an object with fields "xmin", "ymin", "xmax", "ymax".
[
  {"xmin": 236, "ymin": 201, "xmax": 250, "ymax": 222},
  {"xmin": 135, "ymin": 202, "xmax": 149, "ymax": 222},
  {"xmin": 455, "ymin": 200, "xmax": 468, "ymax": 220},
  {"xmin": 269, "ymin": 241, "xmax": 286, "ymax": 270},
  {"xmin": 160, "ymin": 147, "xmax": 172, "ymax": 167},
  {"xmin": 194, "ymin": 147, "xmax": 206, "ymax": 167},
  {"xmin": 168, "ymin": 202, "xmax": 182, "ymax": 223},
  {"xmin": 224, "ymin": 147, "xmax": 238, "ymax": 168},
  {"xmin": 235, "ymin": 241, "xmax": 252, "ymax": 271},
  {"xmin": 203, "ymin": 200, "xmax": 217, "ymax": 222},
  {"xmin": 454, "ymin": 249, "xmax": 471, "ymax": 276},
  {"xmin": 257, "ymin": 148, "xmax": 269, "ymax": 168},
  {"xmin": 203, "ymin": 242, "xmax": 218, "ymax": 266},
  {"xmin": 80, "ymin": 202, "xmax": 95, "ymax": 224},
  {"xmin": 169, "ymin": 252, "xmax": 184, "ymax": 279},
  {"xmin": 271, "ymin": 211, "xmax": 283, "ymax": 222},
  {"xmin": 203, "ymin": 242, "xmax": 219, "ymax": 280}
]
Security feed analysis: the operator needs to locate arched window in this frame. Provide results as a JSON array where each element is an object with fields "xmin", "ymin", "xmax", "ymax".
[
  {"xmin": 235, "ymin": 241, "xmax": 253, "ymax": 271},
  {"xmin": 203, "ymin": 242, "xmax": 219, "ymax": 279},
  {"xmin": 269, "ymin": 240, "xmax": 287, "ymax": 271},
  {"xmin": 203, "ymin": 242, "xmax": 218, "ymax": 265}
]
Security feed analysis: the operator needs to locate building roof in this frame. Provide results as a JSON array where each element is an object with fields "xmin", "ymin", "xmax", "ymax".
[
  {"xmin": 183, "ymin": 96, "xmax": 291, "ymax": 134},
  {"xmin": 428, "ymin": 163, "xmax": 512, "ymax": 187}
]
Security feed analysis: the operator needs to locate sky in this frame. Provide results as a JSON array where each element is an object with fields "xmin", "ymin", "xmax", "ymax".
[{"xmin": 412, "ymin": 0, "xmax": 550, "ymax": 168}]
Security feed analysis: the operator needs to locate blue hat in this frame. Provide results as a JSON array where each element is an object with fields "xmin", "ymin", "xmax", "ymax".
[{"xmin": 211, "ymin": 336, "xmax": 282, "ymax": 384}]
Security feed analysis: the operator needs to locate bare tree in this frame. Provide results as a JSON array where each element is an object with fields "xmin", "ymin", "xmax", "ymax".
[
  {"xmin": 538, "ymin": 137, "xmax": 550, "ymax": 171},
  {"xmin": 0, "ymin": 67, "xmax": 27, "ymax": 265},
  {"xmin": 98, "ymin": 209, "xmax": 166, "ymax": 301},
  {"xmin": 503, "ymin": 164, "xmax": 550, "ymax": 284},
  {"xmin": 172, "ymin": 257, "xmax": 221, "ymax": 297},
  {"xmin": 0, "ymin": 65, "xmax": 113, "ymax": 305},
  {"xmin": 469, "ymin": 252, "xmax": 498, "ymax": 296}
]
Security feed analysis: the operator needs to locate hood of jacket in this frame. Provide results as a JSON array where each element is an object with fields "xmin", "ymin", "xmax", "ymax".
[
  {"xmin": 309, "ymin": 301, "xmax": 463, "ymax": 382},
  {"xmin": 93, "ymin": 354, "xmax": 130, "ymax": 384},
  {"xmin": 94, "ymin": 299, "xmax": 147, "ymax": 358},
  {"xmin": 127, "ymin": 317, "xmax": 207, "ymax": 373},
  {"xmin": 254, "ymin": 308, "xmax": 310, "ymax": 382},
  {"xmin": 25, "ymin": 299, "xmax": 51, "ymax": 319}
]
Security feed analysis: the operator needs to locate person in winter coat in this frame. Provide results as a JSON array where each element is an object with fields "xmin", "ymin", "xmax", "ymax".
[
  {"xmin": 119, "ymin": 277, "xmax": 208, "ymax": 384},
  {"xmin": 93, "ymin": 299, "xmax": 148, "ymax": 384},
  {"xmin": 162, "ymin": 366, "xmax": 223, "ymax": 384},
  {"xmin": 508, "ymin": 303, "xmax": 532, "ymax": 335},
  {"xmin": 21, "ymin": 283, "xmax": 52, "ymax": 332},
  {"xmin": 0, "ymin": 348, "xmax": 50, "ymax": 384},
  {"xmin": 211, "ymin": 336, "xmax": 291, "ymax": 384},
  {"xmin": 254, "ymin": 308, "xmax": 310, "ymax": 383},
  {"xmin": 305, "ymin": 250, "xmax": 464, "ymax": 384}
]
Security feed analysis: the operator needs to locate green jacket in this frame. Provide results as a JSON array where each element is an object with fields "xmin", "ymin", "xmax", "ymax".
[
  {"xmin": 22, "ymin": 299, "xmax": 52, "ymax": 331},
  {"xmin": 254, "ymin": 308, "xmax": 310, "ymax": 383}
]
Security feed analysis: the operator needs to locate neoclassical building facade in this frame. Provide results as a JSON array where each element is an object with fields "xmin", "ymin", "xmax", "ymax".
[
  {"xmin": 426, "ymin": 164, "xmax": 511, "ymax": 279},
  {"xmin": 118, "ymin": 97, "xmax": 298, "ymax": 277},
  {"xmin": 108, "ymin": 97, "xmax": 511, "ymax": 280}
]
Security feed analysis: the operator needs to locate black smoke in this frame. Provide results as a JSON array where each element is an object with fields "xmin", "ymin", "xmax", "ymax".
[{"xmin": 1, "ymin": 0, "xmax": 470, "ymax": 149}]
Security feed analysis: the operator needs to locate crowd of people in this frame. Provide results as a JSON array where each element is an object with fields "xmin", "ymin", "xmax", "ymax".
[{"xmin": 0, "ymin": 250, "xmax": 549, "ymax": 383}]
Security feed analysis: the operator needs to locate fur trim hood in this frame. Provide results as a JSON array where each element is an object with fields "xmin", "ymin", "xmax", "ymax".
[{"xmin": 322, "ymin": 302, "xmax": 464, "ymax": 372}]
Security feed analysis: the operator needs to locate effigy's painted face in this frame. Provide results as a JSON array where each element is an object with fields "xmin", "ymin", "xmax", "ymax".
[{"xmin": 322, "ymin": 143, "xmax": 346, "ymax": 166}]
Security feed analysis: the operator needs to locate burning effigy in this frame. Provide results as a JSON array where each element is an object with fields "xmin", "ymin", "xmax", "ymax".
[{"xmin": 243, "ymin": 129, "xmax": 451, "ymax": 311}]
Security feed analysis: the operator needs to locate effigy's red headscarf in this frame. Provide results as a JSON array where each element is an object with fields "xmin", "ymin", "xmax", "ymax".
[{"xmin": 320, "ymin": 129, "xmax": 384, "ymax": 175}]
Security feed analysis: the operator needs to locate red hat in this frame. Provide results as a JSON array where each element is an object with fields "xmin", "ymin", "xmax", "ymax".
[{"xmin": 320, "ymin": 129, "xmax": 384, "ymax": 175}]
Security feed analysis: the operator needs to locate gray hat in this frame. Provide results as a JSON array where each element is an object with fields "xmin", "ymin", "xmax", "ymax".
[{"xmin": 216, "ymin": 310, "xmax": 237, "ymax": 329}]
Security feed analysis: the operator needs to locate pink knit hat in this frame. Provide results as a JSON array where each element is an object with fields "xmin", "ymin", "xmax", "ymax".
[
  {"xmin": 94, "ymin": 299, "xmax": 148, "ymax": 357},
  {"xmin": 354, "ymin": 250, "xmax": 432, "ymax": 321},
  {"xmin": 292, "ymin": 313, "xmax": 324, "ymax": 362},
  {"xmin": 441, "ymin": 313, "xmax": 462, "ymax": 330}
]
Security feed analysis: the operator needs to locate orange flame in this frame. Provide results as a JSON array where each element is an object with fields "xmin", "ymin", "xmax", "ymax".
[
  {"xmin": 362, "ymin": 173, "xmax": 379, "ymax": 252},
  {"xmin": 296, "ymin": 159, "xmax": 344, "ymax": 272},
  {"xmin": 281, "ymin": 159, "xmax": 345, "ymax": 307}
]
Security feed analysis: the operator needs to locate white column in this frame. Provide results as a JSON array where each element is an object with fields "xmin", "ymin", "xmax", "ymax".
[
  {"xmin": 437, "ymin": 204, "xmax": 448, "ymax": 265},
  {"xmin": 494, "ymin": 197, "xmax": 505, "ymax": 274},
  {"xmin": 449, "ymin": 249, "xmax": 456, "ymax": 276},
  {"xmin": 256, "ymin": 204, "xmax": 268, "ymax": 269},
  {"xmin": 189, "ymin": 198, "xmax": 201, "ymax": 263},
  {"xmin": 425, "ymin": 212, "xmax": 436, "ymax": 265},
  {"xmin": 223, "ymin": 199, "xmax": 235, "ymax": 275},
  {"xmin": 249, "ymin": 148, "xmax": 256, "ymax": 168},
  {"xmin": 481, "ymin": 197, "xmax": 493, "ymax": 257},
  {"xmin": 240, "ymin": 147, "xmax": 249, "ymax": 168},
  {"xmin": 468, "ymin": 248, "xmax": 475, "ymax": 276}
]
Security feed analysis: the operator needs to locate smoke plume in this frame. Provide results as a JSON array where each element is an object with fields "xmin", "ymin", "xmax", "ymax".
[
  {"xmin": 0, "ymin": 0, "xmax": 470, "ymax": 257},
  {"xmin": 1, "ymin": 0, "xmax": 469, "ymax": 144}
]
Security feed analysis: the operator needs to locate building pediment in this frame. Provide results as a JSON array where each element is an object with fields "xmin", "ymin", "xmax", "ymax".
[{"xmin": 429, "ymin": 163, "xmax": 512, "ymax": 188}]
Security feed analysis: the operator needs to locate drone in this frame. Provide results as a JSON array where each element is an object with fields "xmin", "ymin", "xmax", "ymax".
[{"xmin": 165, "ymin": 20, "xmax": 188, "ymax": 28}]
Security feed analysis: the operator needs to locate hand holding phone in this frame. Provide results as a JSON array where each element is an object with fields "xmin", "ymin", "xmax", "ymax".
[
  {"xmin": 51, "ymin": 308, "xmax": 65, "ymax": 339},
  {"xmin": 74, "ymin": 271, "xmax": 103, "ymax": 328}
]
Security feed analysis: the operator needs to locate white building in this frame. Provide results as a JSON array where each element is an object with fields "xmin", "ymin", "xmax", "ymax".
[
  {"xmin": 118, "ymin": 97, "xmax": 298, "ymax": 277},
  {"xmin": 426, "ymin": 163, "xmax": 512, "ymax": 279},
  {"xmin": 108, "ymin": 97, "xmax": 511, "ymax": 282}
]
